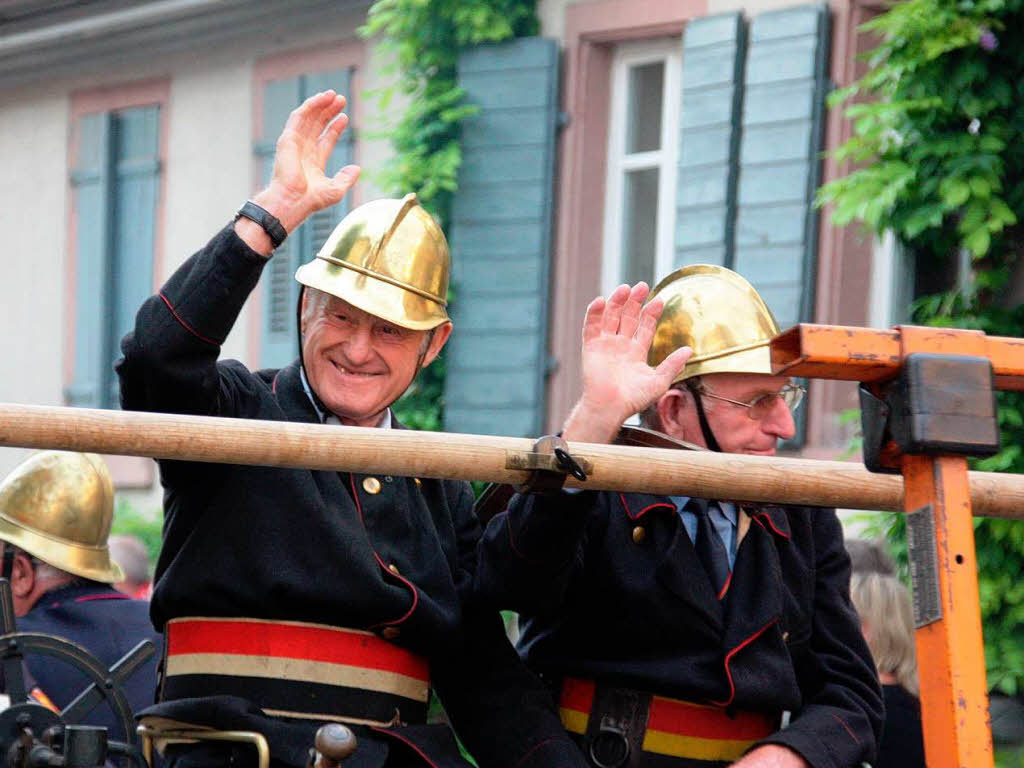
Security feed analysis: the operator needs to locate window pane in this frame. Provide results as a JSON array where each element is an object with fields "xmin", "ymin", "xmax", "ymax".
[
  {"xmin": 626, "ymin": 62, "xmax": 664, "ymax": 153},
  {"xmin": 620, "ymin": 167, "xmax": 659, "ymax": 285}
]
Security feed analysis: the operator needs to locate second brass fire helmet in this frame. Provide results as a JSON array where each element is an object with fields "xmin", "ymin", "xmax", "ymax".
[
  {"xmin": 294, "ymin": 193, "xmax": 450, "ymax": 331},
  {"xmin": 647, "ymin": 264, "xmax": 781, "ymax": 384},
  {"xmin": 0, "ymin": 451, "xmax": 124, "ymax": 583}
]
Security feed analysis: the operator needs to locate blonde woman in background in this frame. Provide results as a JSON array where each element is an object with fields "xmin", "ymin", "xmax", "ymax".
[{"xmin": 850, "ymin": 571, "xmax": 926, "ymax": 768}]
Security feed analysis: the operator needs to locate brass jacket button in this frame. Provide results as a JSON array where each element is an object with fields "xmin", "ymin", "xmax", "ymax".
[
  {"xmin": 413, "ymin": 477, "xmax": 422, "ymax": 487},
  {"xmin": 782, "ymin": 630, "xmax": 790, "ymax": 642},
  {"xmin": 381, "ymin": 626, "xmax": 400, "ymax": 640},
  {"xmin": 632, "ymin": 526, "xmax": 646, "ymax": 544},
  {"xmin": 388, "ymin": 563, "xmax": 400, "ymax": 575},
  {"xmin": 363, "ymin": 477, "xmax": 382, "ymax": 494}
]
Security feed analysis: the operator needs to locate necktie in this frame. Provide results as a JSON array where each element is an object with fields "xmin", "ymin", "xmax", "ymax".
[{"xmin": 685, "ymin": 498, "xmax": 732, "ymax": 599}]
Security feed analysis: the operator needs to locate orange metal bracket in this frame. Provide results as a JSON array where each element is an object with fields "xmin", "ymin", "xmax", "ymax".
[
  {"xmin": 769, "ymin": 323, "xmax": 1024, "ymax": 768},
  {"xmin": 772, "ymin": 323, "xmax": 1024, "ymax": 390}
]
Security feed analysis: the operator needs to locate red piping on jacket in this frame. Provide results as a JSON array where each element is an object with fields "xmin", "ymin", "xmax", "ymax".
[
  {"xmin": 75, "ymin": 593, "xmax": 130, "ymax": 602},
  {"xmin": 159, "ymin": 293, "xmax": 218, "ymax": 346},
  {"xmin": 369, "ymin": 727, "xmax": 440, "ymax": 768},
  {"xmin": 618, "ymin": 493, "xmax": 675, "ymax": 521},
  {"xmin": 751, "ymin": 511, "xmax": 791, "ymax": 540},
  {"xmin": 512, "ymin": 737, "xmax": 557, "ymax": 768},
  {"xmin": 349, "ymin": 474, "xmax": 420, "ymax": 629},
  {"xmin": 716, "ymin": 571, "xmax": 732, "ymax": 601},
  {"xmin": 711, "ymin": 618, "xmax": 780, "ymax": 707},
  {"xmin": 830, "ymin": 713, "xmax": 860, "ymax": 744}
]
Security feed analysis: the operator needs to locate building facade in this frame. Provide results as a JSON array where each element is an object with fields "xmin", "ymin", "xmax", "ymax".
[{"xmin": 0, "ymin": 0, "xmax": 894, "ymax": 508}]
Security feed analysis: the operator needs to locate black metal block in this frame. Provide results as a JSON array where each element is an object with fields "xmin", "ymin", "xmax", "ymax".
[
  {"xmin": 858, "ymin": 383, "xmax": 900, "ymax": 474},
  {"xmin": 889, "ymin": 353, "xmax": 999, "ymax": 457}
]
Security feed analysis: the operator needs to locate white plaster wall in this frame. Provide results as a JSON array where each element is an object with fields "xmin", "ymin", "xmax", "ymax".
[
  {"xmin": 356, "ymin": 39, "xmax": 407, "ymax": 202},
  {"xmin": 163, "ymin": 60, "xmax": 256, "ymax": 365},
  {"xmin": 0, "ymin": 92, "xmax": 69, "ymax": 479}
]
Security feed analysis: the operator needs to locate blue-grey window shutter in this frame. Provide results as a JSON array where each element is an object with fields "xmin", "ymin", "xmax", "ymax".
[
  {"xmin": 109, "ymin": 105, "xmax": 160, "ymax": 406},
  {"xmin": 259, "ymin": 76, "xmax": 303, "ymax": 369},
  {"xmin": 68, "ymin": 113, "xmax": 114, "ymax": 407},
  {"xmin": 733, "ymin": 3, "xmax": 829, "ymax": 330},
  {"xmin": 675, "ymin": 13, "xmax": 746, "ymax": 268},
  {"xmin": 445, "ymin": 37, "xmax": 560, "ymax": 436},
  {"xmin": 302, "ymin": 68, "xmax": 354, "ymax": 258},
  {"xmin": 259, "ymin": 68, "xmax": 354, "ymax": 369}
]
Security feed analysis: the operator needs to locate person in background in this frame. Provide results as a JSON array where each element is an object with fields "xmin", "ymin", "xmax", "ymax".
[
  {"xmin": 110, "ymin": 533, "xmax": 153, "ymax": 600},
  {"xmin": 0, "ymin": 451, "xmax": 161, "ymax": 741},
  {"xmin": 849, "ymin": 571, "xmax": 926, "ymax": 768},
  {"xmin": 843, "ymin": 538, "xmax": 896, "ymax": 577}
]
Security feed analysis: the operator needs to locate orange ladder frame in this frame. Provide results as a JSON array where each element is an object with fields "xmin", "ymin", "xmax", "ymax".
[{"xmin": 771, "ymin": 323, "xmax": 1024, "ymax": 768}]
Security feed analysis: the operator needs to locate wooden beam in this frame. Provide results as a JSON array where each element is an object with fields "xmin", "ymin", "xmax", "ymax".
[{"xmin": 0, "ymin": 403, "xmax": 1021, "ymax": 518}]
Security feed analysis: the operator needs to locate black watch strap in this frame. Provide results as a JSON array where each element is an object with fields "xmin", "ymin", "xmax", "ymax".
[{"xmin": 235, "ymin": 200, "xmax": 288, "ymax": 248}]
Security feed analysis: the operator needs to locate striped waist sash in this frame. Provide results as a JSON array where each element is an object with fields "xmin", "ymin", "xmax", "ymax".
[
  {"xmin": 163, "ymin": 618, "xmax": 430, "ymax": 726},
  {"xmin": 559, "ymin": 677, "xmax": 777, "ymax": 765}
]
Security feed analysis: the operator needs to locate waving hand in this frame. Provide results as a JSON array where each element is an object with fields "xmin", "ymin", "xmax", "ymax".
[{"xmin": 563, "ymin": 283, "xmax": 692, "ymax": 444}]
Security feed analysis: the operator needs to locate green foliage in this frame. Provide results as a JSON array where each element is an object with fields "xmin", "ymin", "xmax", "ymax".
[
  {"xmin": 112, "ymin": 499, "xmax": 162, "ymax": 567},
  {"xmin": 817, "ymin": 0, "xmax": 1023, "ymax": 259},
  {"xmin": 361, "ymin": 0, "xmax": 537, "ymax": 224},
  {"xmin": 362, "ymin": 0, "xmax": 537, "ymax": 431},
  {"xmin": 393, "ymin": 337, "xmax": 446, "ymax": 431},
  {"xmin": 821, "ymin": 0, "xmax": 1024, "ymax": 696}
]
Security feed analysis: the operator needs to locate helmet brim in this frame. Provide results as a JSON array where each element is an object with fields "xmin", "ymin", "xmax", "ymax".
[
  {"xmin": 295, "ymin": 259, "xmax": 449, "ymax": 332},
  {"xmin": 0, "ymin": 515, "xmax": 124, "ymax": 584}
]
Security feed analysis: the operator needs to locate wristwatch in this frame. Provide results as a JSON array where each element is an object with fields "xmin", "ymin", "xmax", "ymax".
[{"xmin": 235, "ymin": 200, "xmax": 288, "ymax": 248}]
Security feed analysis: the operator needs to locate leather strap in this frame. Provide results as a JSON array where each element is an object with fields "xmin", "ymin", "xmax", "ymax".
[{"xmin": 235, "ymin": 200, "xmax": 288, "ymax": 248}]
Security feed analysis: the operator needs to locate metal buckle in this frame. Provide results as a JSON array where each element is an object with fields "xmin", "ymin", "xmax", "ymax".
[{"xmin": 506, "ymin": 435, "xmax": 591, "ymax": 494}]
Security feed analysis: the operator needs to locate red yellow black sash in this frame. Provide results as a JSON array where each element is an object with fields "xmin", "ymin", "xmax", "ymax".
[
  {"xmin": 163, "ymin": 618, "xmax": 430, "ymax": 726},
  {"xmin": 559, "ymin": 677, "xmax": 776, "ymax": 764}
]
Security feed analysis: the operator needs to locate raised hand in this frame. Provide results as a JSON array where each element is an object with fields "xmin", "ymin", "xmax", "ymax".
[
  {"xmin": 240, "ymin": 90, "xmax": 361, "ymax": 254},
  {"xmin": 562, "ymin": 283, "xmax": 692, "ymax": 445}
]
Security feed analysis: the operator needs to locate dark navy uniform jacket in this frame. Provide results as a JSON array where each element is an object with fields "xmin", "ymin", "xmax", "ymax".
[
  {"xmin": 116, "ymin": 225, "xmax": 585, "ymax": 768},
  {"xmin": 19, "ymin": 582, "xmax": 161, "ymax": 742},
  {"xmin": 477, "ymin": 490, "xmax": 884, "ymax": 768}
]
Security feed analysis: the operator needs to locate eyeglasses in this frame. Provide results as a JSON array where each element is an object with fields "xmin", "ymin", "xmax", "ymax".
[{"xmin": 693, "ymin": 382, "xmax": 805, "ymax": 420}]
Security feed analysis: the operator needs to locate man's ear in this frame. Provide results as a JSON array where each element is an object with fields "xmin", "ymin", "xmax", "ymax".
[
  {"xmin": 657, "ymin": 388, "xmax": 691, "ymax": 441},
  {"xmin": 420, "ymin": 322, "xmax": 453, "ymax": 368},
  {"xmin": 299, "ymin": 288, "xmax": 310, "ymax": 336},
  {"xmin": 10, "ymin": 554, "xmax": 35, "ymax": 600}
]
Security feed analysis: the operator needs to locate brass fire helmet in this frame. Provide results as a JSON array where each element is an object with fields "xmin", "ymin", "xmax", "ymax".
[
  {"xmin": 0, "ymin": 451, "xmax": 124, "ymax": 583},
  {"xmin": 294, "ymin": 193, "xmax": 450, "ymax": 331},
  {"xmin": 646, "ymin": 264, "xmax": 781, "ymax": 384}
]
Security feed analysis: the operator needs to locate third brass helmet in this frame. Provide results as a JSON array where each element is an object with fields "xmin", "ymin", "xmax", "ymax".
[
  {"xmin": 294, "ymin": 193, "xmax": 450, "ymax": 331},
  {"xmin": 0, "ymin": 451, "xmax": 124, "ymax": 583},
  {"xmin": 647, "ymin": 265, "xmax": 780, "ymax": 384}
]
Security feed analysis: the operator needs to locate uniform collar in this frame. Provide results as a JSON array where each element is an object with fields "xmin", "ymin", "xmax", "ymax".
[{"xmin": 35, "ymin": 581, "xmax": 125, "ymax": 609}]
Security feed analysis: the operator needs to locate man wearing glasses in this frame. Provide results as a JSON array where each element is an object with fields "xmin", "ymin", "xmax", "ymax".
[{"xmin": 477, "ymin": 266, "xmax": 882, "ymax": 768}]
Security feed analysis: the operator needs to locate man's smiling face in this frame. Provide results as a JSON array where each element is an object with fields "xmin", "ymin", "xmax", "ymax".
[{"xmin": 300, "ymin": 289, "xmax": 450, "ymax": 427}]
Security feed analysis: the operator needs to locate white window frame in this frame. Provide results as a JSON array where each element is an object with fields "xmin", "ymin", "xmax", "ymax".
[{"xmin": 601, "ymin": 38, "xmax": 682, "ymax": 295}]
